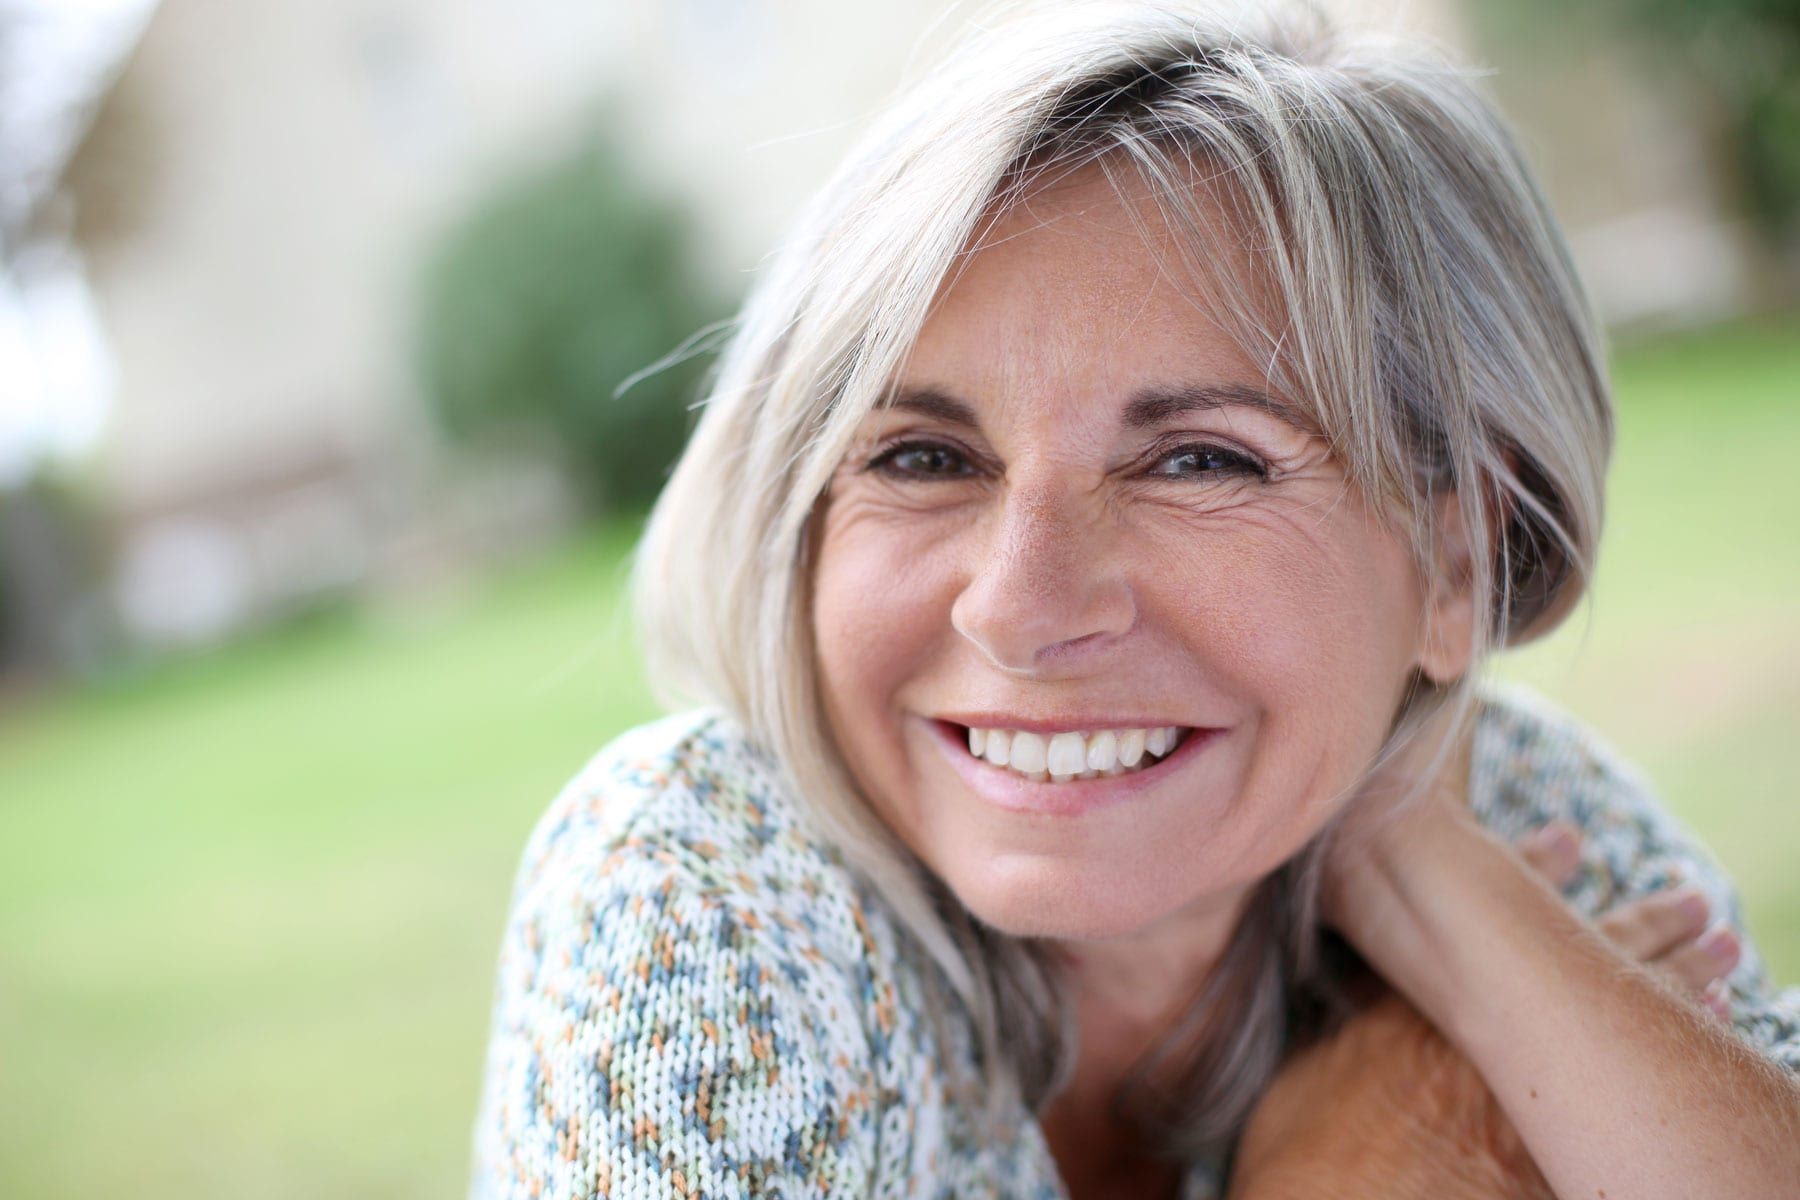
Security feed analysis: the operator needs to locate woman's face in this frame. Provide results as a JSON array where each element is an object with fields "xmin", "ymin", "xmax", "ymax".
[{"xmin": 811, "ymin": 169, "xmax": 1446, "ymax": 944}]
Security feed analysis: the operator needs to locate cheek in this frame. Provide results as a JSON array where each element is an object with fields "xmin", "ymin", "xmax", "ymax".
[
  {"xmin": 1158, "ymin": 522, "xmax": 1420, "ymax": 697},
  {"xmin": 810, "ymin": 501, "xmax": 963, "ymax": 759},
  {"xmin": 1138, "ymin": 506, "xmax": 1424, "ymax": 822},
  {"xmin": 1188, "ymin": 536, "xmax": 1411, "ymax": 705}
]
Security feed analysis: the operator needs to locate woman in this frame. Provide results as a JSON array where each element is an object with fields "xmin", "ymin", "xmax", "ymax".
[{"xmin": 468, "ymin": 3, "xmax": 1800, "ymax": 1197}]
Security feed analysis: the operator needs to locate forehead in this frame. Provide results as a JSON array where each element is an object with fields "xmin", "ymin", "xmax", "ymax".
[{"xmin": 900, "ymin": 166, "xmax": 1275, "ymax": 416}]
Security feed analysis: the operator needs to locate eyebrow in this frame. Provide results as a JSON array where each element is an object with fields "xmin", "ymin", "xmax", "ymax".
[{"xmin": 881, "ymin": 382, "xmax": 1314, "ymax": 433}]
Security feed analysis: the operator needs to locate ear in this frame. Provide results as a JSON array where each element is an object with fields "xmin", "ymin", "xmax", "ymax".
[{"xmin": 1415, "ymin": 488, "xmax": 1479, "ymax": 686}]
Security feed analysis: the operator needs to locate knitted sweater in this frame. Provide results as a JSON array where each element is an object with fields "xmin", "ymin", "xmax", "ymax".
[{"xmin": 467, "ymin": 682, "xmax": 1800, "ymax": 1199}]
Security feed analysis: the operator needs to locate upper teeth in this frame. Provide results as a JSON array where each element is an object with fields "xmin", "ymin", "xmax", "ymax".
[{"xmin": 966, "ymin": 725, "xmax": 1186, "ymax": 782}]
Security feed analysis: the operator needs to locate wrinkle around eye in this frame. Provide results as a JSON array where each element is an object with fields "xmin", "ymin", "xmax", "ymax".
[
  {"xmin": 1131, "ymin": 477, "xmax": 1266, "ymax": 523},
  {"xmin": 1124, "ymin": 451, "xmax": 1355, "ymax": 532},
  {"xmin": 829, "ymin": 459, "xmax": 992, "ymax": 519}
]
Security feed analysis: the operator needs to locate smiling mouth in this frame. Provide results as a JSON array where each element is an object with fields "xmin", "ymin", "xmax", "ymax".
[{"xmin": 942, "ymin": 721, "xmax": 1193, "ymax": 783}]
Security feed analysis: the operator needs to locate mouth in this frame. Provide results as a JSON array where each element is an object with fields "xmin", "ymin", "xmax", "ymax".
[
  {"xmin": 943, "ymin": 720, "xmax": 1191, "ymax": 781},
  {"xmin": 927, "ymin": 716, "xmax": 1222, "ymax": 817}
]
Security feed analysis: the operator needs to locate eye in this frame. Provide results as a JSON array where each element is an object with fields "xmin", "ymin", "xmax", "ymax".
[
  {"xmin": 1147, "ymin": 441, "xmax": 1267, "ymax": 480},
  {"xmin": 863, "ymin": 438, "xmax": 977, "ymax": 481}
]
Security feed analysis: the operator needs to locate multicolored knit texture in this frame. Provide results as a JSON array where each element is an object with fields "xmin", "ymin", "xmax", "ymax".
[{"xmin": 468, "ymin": 681, "xmax": 1800, "ymax": 1199}]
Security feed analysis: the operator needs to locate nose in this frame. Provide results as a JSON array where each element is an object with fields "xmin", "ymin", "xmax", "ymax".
[{"xmin": 949, "ymin": 482, "xmax": 1136, "ymax": 675}]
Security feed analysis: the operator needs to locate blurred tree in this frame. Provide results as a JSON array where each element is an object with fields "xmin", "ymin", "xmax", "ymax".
[
  {"xmin": 1493, "ymin": 0, "xmax": 1799, "ymax": 287},
  {"xmin": 415, "ymin": 116, "xmax": 730, "ymax": 514},
  {"xmin": 0, "ymin": 469, "xmax": 107, "ymax": 682},
  {"xmin": 1615, "ymin": 0, "xmax": 1799, "ymax": 238}
]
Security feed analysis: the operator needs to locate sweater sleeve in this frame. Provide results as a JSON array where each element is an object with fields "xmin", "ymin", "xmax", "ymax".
[
  {"xmin": 468, "ymin": 835, "xmax": 878, "ymax": 1199},
  {"xmin": 1473, "ymin": 687, "xmax": 1800, "ymax": 1076}
]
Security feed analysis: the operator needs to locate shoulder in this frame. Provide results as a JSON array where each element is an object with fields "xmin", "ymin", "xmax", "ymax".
[
  {"xmin": 1469, "ymin": 679, "xmax": 1690, "ymax": 899},
  {"xmin": 508, "ymin": 708, "xmax": 873, "ymax": 933},
  {"xmin": 503, "ymin": 707, "xmax": 896, "ymax": 1029},
  {"xmin": 511, "ymin": 707, "xmax": 810, "ymax": 887},
  {"xmin": 1470, "ymin": 679, "xmax": 1653, "ymax": 824},
  {"xmin": 471, "ymin": 710, "xmax": 900, "ymax": 1197}
]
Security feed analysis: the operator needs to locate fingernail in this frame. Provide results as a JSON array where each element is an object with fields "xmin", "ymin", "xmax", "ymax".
[
  {"xmin": 1698, "ymin": 925, "xmax": 1739, "ymax": 966},
  {"xmin": 1533, "ymin": 822, "xmax": 1578, "ymax": 859},
  {"xmin": 1672, "ymin": 886, "xmax": 1709, "ymax": 926}
]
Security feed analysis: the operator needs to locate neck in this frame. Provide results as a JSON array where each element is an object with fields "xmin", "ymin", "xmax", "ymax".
[
  {"xmin": 1038, "ymin": 884, "xmax": 1254, "ymax": 1198},
  {"xmin": 1048, "ymin": 881, "xmax": 1253, "ymax": 1060}
]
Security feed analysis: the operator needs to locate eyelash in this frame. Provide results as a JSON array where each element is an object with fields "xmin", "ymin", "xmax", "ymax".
[{"xmin": 861, "ymin": 437, "xmax": 1269, "ymax": 483}]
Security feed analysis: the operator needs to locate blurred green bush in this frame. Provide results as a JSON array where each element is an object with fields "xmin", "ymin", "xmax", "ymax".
[
  {"xmin": 1492, "ymin": 0, "xmax": 1800, "ymax": 270},
  {"xmin": 414, "ymin": 116, "xmax": 730, "ymax": 513}
]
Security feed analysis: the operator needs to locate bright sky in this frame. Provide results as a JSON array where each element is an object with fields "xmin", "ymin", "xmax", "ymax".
[{"xmin": 0, "ymin": 0, "xmax": 157, "ymax": 488}]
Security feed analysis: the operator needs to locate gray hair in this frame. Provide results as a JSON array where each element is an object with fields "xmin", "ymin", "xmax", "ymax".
[{"xmin": 630, "ymin": 0, "xmax": 1611, "ymax": 1168}]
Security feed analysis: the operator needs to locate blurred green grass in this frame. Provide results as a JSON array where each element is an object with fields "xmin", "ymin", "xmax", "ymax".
[
  {"xmin": 1, "ymin": 316, "xmax": 1796, "ymax": 1198},
  {"xmin": 1498, "ymin": 314, "xmax": 1800, "ymax": 983}
]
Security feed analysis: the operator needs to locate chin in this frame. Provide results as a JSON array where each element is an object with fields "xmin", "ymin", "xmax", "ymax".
[{"xmin": 944, "ymin": 855, "xmax": 1189, "ymax": 942}]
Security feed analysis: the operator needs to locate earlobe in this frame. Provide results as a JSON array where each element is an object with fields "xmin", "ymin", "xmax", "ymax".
[{"xmin": 1416, "ymin": 490, "xmax": 1479, "ymax": 685}]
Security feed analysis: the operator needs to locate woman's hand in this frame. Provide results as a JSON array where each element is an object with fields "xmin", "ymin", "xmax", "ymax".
[
  {"xmin": 1227, "ymin": 824, "xmax": 1738, "ymax": 1200},
  {"xmin": 1519, "ymin": 821, "xmax": 1739, "ymax": 1018},
  {"xmin": 1318, "ymin": 700, "xmax": 1740, "ymax": 1022}
]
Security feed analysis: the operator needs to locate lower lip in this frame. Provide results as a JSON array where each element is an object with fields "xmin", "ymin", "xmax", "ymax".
[{"xmin": 927, "ymin": 718, "xmax": 1224, "ymax": 818}]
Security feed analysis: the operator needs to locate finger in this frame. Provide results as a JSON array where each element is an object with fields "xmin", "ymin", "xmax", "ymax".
[
  {"xmin": 1516, "ymin": 820, "xmax": 1582, "ymax": 888},
  {"xmin": 1701, "ymin": 979, "xmax": 1734, "ymax": 1023},
  {"xmin": 1649, "ymin": 921, "xmax": 1741, "ymax": 994},
  {"xmin": 1596, "ymin": 884, "xmax": 1711, "ymax": 962}
]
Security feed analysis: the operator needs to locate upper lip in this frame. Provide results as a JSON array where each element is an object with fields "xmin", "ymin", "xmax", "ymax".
[{"xmin": 932, "ymin": 712, "xmax": 1199, "ymax": 735}]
